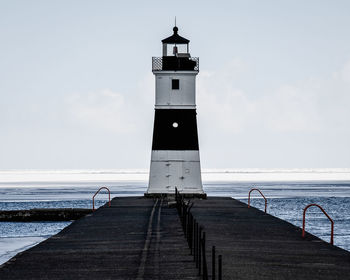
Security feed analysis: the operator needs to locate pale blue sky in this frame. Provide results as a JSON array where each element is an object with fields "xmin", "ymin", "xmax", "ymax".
[{"xmin": 1, "ymin": 0, "xmax": 350, "ymax": 169}]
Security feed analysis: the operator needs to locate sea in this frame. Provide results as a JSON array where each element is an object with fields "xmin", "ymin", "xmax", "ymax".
[{"xmin": 1, "ymin": 168, "xmax": 350, "ymax": 265}]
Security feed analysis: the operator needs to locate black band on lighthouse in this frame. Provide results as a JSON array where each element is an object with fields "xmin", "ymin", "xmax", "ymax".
[{"xmin": 152, "ymin": 109, "xmax": 199, "ymax": 150}]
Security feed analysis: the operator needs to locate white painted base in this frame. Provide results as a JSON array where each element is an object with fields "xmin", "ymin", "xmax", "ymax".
[{"xmin": 147, "ymin": 150, "xmax": 204, "ymax": 194}]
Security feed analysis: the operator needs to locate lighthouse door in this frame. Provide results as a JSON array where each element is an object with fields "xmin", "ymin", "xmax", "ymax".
[{"xmin": 168, "ymin": 161, "xmax": 184, "ymax": 191}]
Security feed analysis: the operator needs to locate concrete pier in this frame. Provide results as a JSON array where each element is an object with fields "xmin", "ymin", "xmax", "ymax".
[
  {"xmin": 1, "ymin": 197, "xmax": 349, "ymax": 279},
  {"xmin": 191, "ymin": 197, "xmax": 350, "ymax": 279},
  {"xmin": 0, "ymin": 197, "xmax": 198, "ymax": 279}
]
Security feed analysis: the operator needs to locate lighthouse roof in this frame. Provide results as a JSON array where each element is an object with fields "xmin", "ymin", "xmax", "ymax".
[{"xmin": 162, "ymin": 26, "xmax": 190, "ymax": 44}]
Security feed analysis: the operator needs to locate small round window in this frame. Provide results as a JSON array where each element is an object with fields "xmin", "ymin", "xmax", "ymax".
[{"xmin": 172, "ymin": 122, "xmax": 179, "ymax": 128}]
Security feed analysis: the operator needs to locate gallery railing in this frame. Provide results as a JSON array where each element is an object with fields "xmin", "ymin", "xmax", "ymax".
[{"xmin": 152, "ymin": 57, "xmax": 199, "ymax": 71}]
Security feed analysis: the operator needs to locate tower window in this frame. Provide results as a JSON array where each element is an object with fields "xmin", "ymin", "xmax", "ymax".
[{"xmin": 172, "ymin": 79, "xmax": 179, "ymax": 90}]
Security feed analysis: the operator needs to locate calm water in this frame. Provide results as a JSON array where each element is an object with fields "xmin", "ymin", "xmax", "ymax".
[{"xmin": 1, "ymin": 169, "xmax": 350, "ymax": 265}]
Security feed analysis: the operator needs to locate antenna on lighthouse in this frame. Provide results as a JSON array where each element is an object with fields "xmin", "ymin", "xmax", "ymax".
[{"xmin": 175, "ymin": 16, "xmax": 177, "ymax": 26}]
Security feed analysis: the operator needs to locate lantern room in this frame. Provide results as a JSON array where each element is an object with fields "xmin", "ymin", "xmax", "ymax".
[
  {"xmin": 157, "ymin": 26, "xmax": 197, "ymax": 71},
  {"xmin": 162, "ymin": 26, "xmax": 190, "ymax": 57}
]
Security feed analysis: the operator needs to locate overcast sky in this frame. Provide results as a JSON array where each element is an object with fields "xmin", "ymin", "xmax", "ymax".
[{"xmin": 1, "ymin": 0, "xmax": 350, "ymax": 169}]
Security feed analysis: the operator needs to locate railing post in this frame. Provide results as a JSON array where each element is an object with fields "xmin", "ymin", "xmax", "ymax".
[
  {"xmin": 188, "ymin": 212, "xmax": 192, "ymax": 249},
  {"xmin": 198, "ymin": 227, "xmax": 202, "ymax": 276},
  {"xmin": 196, "ymin": 222, "xmax": 199, "ymax": 267},
  {"xmin": 191, "ymin": 214, "xmax": 194, "ymax": 247},
  {"xmin": 184, "ymin": 203, "xmax": 187, "ymax": 231},
  {"xmin": 218, "ymin": 255, "xmax": 222, "ymax": 280},
  {"xmin": 194, "ymin": 221, "xmax": 198, "ymax": 265},
  {"xmin": 212, "ymin": 246, "xmax": 216, "ymax": 280},
  {"xmin": 202, "ymin": 232, "xmax": 208, "ymax": 280}
]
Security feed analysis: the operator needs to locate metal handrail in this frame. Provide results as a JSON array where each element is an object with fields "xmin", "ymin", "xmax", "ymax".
[
  {"xmin": 302, "ymin": 203, "xmax": 334, "ymax": 245},
  {"xmin": 248, "ymin": 188, "xmax": 267, "ymax": 213},
  {"xmin": 92, "ymin": 187, "xmax": 111, "ymax": 211}
]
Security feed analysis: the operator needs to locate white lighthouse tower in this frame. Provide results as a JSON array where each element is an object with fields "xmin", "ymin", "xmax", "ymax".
[{"xmin": 146, "ymin": 25, "xmax": 205, "ymax": 197}]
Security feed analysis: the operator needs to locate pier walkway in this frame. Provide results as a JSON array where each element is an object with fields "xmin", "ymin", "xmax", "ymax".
[
  {"xmin": 1, "ymin": 197, "xmax": 350, "ymax": 279},
  {"xmin": 191, "ymin": 197, "xmax": 350, "ymax": 279},
  {"xmin": 0, "ymin": 197, "xmax": 198, "ymax": 280}
]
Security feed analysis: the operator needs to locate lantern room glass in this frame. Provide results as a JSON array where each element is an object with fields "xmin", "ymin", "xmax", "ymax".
[{"xmin": 163, "ymin": 43, "xmax": 189, "ymax": 57}]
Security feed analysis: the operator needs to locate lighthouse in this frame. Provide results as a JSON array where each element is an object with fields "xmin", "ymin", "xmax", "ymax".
[{"xmin": 146, "ymin": 25, "xmax": 205, "ymax": 197}]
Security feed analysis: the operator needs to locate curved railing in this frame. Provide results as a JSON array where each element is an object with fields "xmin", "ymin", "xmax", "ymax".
[
  {"xmin": 92, "ymin": 187, "xmax": 111, "ymax": 211},
  {"xmin": 248, "ymin": 188, "xmax": 267, "ymax": 213},
  {"xmin": 302, "ymin": 203, "xmax": 334, "ymax": 245}
]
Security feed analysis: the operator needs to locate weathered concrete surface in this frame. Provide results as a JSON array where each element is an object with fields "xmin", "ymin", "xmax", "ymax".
[
  {"xmin": 0, "ymin": 197, "xmax": 199, "ymax": 280},
  {"xmin": 1, "ymin": 197, "xmax": 350, "ymax": 279},
  {"xmin": 191, "ymin": 197, "xmax": 350, "ymax": 280},
  {"xmin": 0, "ymin": 208, "xmax": 92, "ymax": 221}
]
